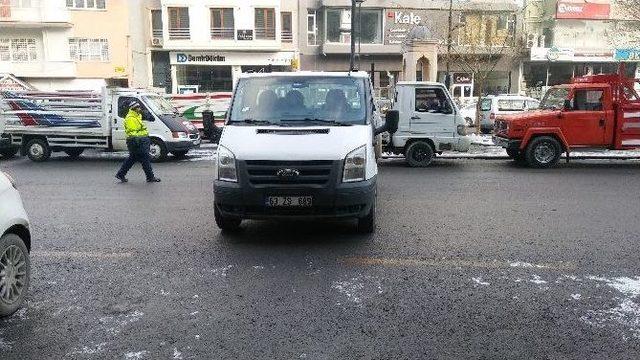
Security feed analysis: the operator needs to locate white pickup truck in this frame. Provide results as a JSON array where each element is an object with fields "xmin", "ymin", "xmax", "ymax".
[
  {"xmin": 0, "ymin": 87, "xmax": 200, "ymax": 162},
  {"xmin": 383, "ymin": 81, "xmax": 471, "ymax": 166}
]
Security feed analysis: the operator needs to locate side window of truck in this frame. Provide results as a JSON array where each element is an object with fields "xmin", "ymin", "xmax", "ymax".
[
  {"xmin": 573, "ymin": 90, "xmax": 604, "ymax": 111},
  {"xmin": 415, "ymin": 88, "xmax": 452, "ymax": 114},
  {"xmin": 117, "ymin": 97, "xmax": 136, "ymax": 118}
]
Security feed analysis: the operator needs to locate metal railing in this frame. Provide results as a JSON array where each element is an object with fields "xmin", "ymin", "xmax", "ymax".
[
  {"xmin": 168, "ymin": 28, "xmax": 190, "ymax": 40},
  {"xmin": 255, "ymin": 28, "xmax": 276, "ymax": 40},
  {"xmin": 281, "ymin": 29, "xmax": 293, "ymax": 43},
  {"xmin": 210, "ymin": 27, "xmax": 234, "ymax": 40}
]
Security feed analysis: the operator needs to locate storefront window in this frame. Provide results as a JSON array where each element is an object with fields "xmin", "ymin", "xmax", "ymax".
[
  {"xmin": 326, "ymin": 8, "xmax": 381, "ymax": 44},
  {"xmin": 255, "ymin": 8, "xmax": 276, "ymax": 40},
  {"xmin": 176, "ymin": 65, "xmax": 233, "ymax": 92}
]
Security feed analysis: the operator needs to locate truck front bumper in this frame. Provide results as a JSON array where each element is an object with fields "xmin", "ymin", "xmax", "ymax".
[
  {"xmin": 214, "ymin": 176, "xmax": 376, "ymax": 220},
  {"xmin": 493, "ymin": 136, "xmax": 521, "ymax": 151}
]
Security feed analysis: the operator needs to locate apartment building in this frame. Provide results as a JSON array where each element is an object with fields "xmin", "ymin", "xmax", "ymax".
[
  {"xmin": 522, "ymin": 0, "xmax": 639, "ymax": 96},
  {"xmin": 0, "ymin": 0, "xmax": 131, "ymax": 90},
  {"xmin": 297, "ymin": 0, "xmax": 523, "ymax": 97},
  {"xmin": 136, "ymin": 0, "xmax": 298, "ymax": 94}
]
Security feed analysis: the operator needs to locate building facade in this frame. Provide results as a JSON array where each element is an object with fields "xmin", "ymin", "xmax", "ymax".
[
  {"xmin": 138, "ymin": 0, "xmax": 299, "ymax": 94},
  {"xmin": 522, "ymin": 0, "xmax": 640, "ymax": 97},
  {"xmin": 297, "ymin": 0, "xmax": 523, "ymax": 98},
  {"xmin": 0, "ymin": 0, "xmax": 131, "ymax": 90}
]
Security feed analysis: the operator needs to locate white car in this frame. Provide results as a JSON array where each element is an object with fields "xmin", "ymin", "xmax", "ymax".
[
  {"xmin": 478, "ymin": 94, "xmax": 540, "ymax": 134},
  {"xmin": 459, "ymin": 100, "xmax": 478, "ymax": 126},
  {"xmin": 0, "ymin": 171, "xmax": 31, "ymax": 317}
]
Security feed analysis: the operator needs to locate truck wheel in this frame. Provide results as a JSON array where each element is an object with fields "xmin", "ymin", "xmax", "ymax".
[
  {"xmin": 357, "ymin": 198, "xmax": 376, "ymax": 234},
  {"xmin": 149, "ymin": 138, "xmax": 168, "ymax": 162},
  {"xmin": 0, "ymin": 233, "xmax": 30, "ymax": 318},
  {"xmin": 25, "ymin": 138, "xmax": 51, "ymax": 162},
  {"xmin": 214, "ymin": 206, "xmax": 242, "ymax": 231},
  {"xmin": 405, "ymin": 141, "xmax": 434, "ymax": 167},
  {"xmin": 171, "ymin": 151, "xmax": 188, "ymax": 159},
  {"xmin": 64, "ymin": 148, "xmax": 84, "ymax": 159},
  {"xmin": 0, "ymin": 148, "xmax": 19, "ymax": 159},
  {"xmin": 525, "ymin": 136, "xmax": 561, "ymax": 168}
]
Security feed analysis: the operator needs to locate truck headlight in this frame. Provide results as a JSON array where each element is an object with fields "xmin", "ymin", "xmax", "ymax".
[
  {"xmin": 342, "ymin": 145, "xmax": 367, "ymax": 183},
  {"xmin": 216, "ymin": 145, "xmax": 237, "ymax": 182}
]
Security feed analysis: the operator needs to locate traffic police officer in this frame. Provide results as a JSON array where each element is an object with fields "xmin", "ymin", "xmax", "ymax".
[{"xmin": 115, "ymin": 101, "xmax": 161, "ymax": 183}]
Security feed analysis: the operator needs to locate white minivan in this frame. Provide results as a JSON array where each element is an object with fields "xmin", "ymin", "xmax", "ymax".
[
  {"xmin": 0, "ymin": 171, "xmax": 31, "ymax": 317},
  {"xmin": 213, "ymin": 72, "xmax": 398, "ymax": 233},
  {"xmin": 478, "ymin": 94, "xmax": 540, "ymax": 133}
]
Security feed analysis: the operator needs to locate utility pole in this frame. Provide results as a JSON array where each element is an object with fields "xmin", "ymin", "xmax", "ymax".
[
  {"xmin": 445, "ymin": 0, "xmax": 453, "ymax": 89},
  {"xmin": 349, "ymin": 0, "xmax": 357, "ymax": 71}
]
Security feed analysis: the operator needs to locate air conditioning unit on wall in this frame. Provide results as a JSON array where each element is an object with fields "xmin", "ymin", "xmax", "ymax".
[{"xmin": 151, "ymin": 37, "xmax": 163, "ymax": 47}]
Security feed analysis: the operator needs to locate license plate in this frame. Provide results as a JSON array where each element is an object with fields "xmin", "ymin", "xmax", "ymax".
[{"xmin": 265, "ymin": 196, "xmax": 313, "ymax": 208}]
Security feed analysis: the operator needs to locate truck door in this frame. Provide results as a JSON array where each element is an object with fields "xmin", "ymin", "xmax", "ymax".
[
  {"xmin": 411, "ymin": 87, "xmax": 455, "ymax": 136},
  {"xmin": 562, "ymin": 88, "xmax": 607, "ymax": 146},
  {"xmin": 112, "ymin": 96, "xmax": 137, "ymax": 151}
]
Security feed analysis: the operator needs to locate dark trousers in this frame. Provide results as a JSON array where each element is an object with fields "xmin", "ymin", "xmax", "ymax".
[{"xmin": 116, "ymin": 136, "xmax": 155, "ymax": 180}]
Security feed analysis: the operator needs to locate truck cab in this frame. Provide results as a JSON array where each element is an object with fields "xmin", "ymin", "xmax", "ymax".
[
  {"xmin": 213, "ymin": 71, "xmax": 398, "ymax": 233},
  {"xmin": 384, "ymin": 81, "xmax": 470, "ymax": 167},
  {"xmin": 494, "ymin": 73, "xmax": 640, "ymax": 168}
]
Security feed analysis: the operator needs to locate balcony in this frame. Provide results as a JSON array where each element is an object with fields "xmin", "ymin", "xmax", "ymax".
[
  {"xmin": 281, "ymin": 29, "xmax": 293, "ymax": 43},
  {"xmin": 255, "ymin": 28, "xmax": 276, "ymax": 40},
  {"xmin": 0, "ymin": 60, "xmax": 76, "ymax": 78},
  {"xmin": 210, "ymin": 27, "xmax": 234, "ymax": 40},
  {"xmin": 168, "ymin": 28, "xmax": 190, "ymax": 40},
  {"xmin": 0, "ymin": 5, "xmax": 71, "ymax": 27}
]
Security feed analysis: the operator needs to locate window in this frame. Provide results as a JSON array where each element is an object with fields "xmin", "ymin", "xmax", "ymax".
[
  {"xmin": 255, "ymin": 8, "xmax": 275, "ymax": 40},
  {"xmin": 415, "ymin": 88, "xmax": 452, "ymax": 114},
  {"xmin": 68, "ymin": 38, "xmax": 109, "ymax": 62},
  {"xmin": 117, "ymin": 97, "xmax": 136, "ymax": 118},
  {"xmin": 572, "ymin": 90, "xmax": 604, "ymax": 111},
  {"xmin": 480, "ymin": 98, "xmax": 493, "ymax": 111},
  {"xmin": 66, "ymin": 0, "xmax": 105, "ymax": 9},
  {"xmin": 151, "ymin": 9, "xmax": 162, "ymax": 38},
  {"xmin": 497, "ymin": 99, "xmax": 526, "ymax": 111},
  {"xmin": 210, "ymin": 8, "xmax": 234, "ymax": 40},
  {"xmin": 0, "ymin": 38, "xmax": 37, "ymax": 62},
  {"xmin": 168, "ymin": 7, "xmax": 190, "ymax": 40},
  {"xmin": 497, "ymin": 14, "xmax": 509, "ymax": 31},
  {"xmin": 281, "ymin": 12, "xmax": 292, "ymax": 43},
  {"xmin": 326, "ymin": 8, "xmax": 382, "ymax": 44},
  {"xmin": 307, "ymin": 10, "xmax": 317, "ymax": 46}
]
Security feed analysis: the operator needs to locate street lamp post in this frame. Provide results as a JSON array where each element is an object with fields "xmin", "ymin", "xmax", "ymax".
[
  {"xmin": 350, "ymin": 0, "xmax": 365, "ymax": 71},
  {"xmin": 445, "ymin": 0, "xmax": 453, "ymax": 89}
]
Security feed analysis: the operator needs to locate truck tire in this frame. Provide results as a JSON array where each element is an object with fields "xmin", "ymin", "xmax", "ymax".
[
  {"xmin": 214, "ymin": 206, "xmax": 242, "ymax": 231},
  {"xmin": 149, "ymin": 138, "xmax": 168, "ymax": 163},
  {"xmin": 357, "ymin": 198, "xmax": 376, "ymax": 234},
  {"xmin": 0, "ymin": 147, "xmax": 19, "ymax": 159},
  {"xmin": 405, "ymin": 141, "xmax": 435, "ymax": 167},
  {"xmin": 64, "ymin": 148, "xmax": 84, "ymax": 159},
  {"xmin": 525, "ymin": 136, "xmax": 561, "ymax": 168},
  {"xmin": 0, "ymin": 233, "xmax": 30, "ymax": 318},
  {"xmin": 25, "ymin": 138, "xmax": 51, "ymax": 162}
]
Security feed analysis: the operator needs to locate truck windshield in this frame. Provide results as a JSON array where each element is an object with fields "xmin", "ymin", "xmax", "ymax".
[
  {"xmin": 143, "ymin": 95, "xmax": 176, "ymax": 115},
  {"xmin": 540, "ymin": 88, "xmax": 570, "ymax": 110},
  {"xmin": 229, "ymin": 76, "xmax": 367, "ymax": 125}
]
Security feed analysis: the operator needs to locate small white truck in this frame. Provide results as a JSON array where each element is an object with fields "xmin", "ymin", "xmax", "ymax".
[
  {"xmin": 383, "ymin": 81, "xmax": 471, "ymax": 166},
  {"xmin": 0, "ymin": 88, "xmax": 200, "ymax": 162}
]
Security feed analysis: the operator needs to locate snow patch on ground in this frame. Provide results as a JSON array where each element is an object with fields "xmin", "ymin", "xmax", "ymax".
[
  {"xmin": 69, "ymin": 342, "xmax": 107, "ymax": 355},
  {"xmin": 332, "ymin": 276, "xmax": 383, "ymax": 307},
  {"xmin": 472, "ymin": 277, "xmax": 490, "ymax": 286},
  {"xmin": 468, "ymin": 133, "xmax": 495, "ymax": 146},
  {"xmin": 211, "ymin": 265, "xmax": 233, "ymax": 277},
  {"xmin": 124, "ymin": 350, "xmax": 148, "ymax": 359},
  {"xmin": 571, "ymin": 294, "xmax": 582, "ymax": 300},
  {"xmin": 509, "ymin": 261, "xmax": 548, "ymax": 269},
  {"xmin": 173, "ymin": 347, "xmax": 184, "ymax": 359},
  {"xmin": 99, "ymin": 310, "xmax": 144, "ymax": 335},
  {"xmin": 587, "ymin": 276, "xmax": 640, "ymax": 297},
  {"xmin": 529, "ymin": 275, "xmax": 547, "ymax": 285}
]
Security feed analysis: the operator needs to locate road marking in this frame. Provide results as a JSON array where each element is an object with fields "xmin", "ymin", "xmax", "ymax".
[
  {"xmin": 340, "ymin": 256, "xmax": 576, "ymax": 271},
  {"xmin": 32, "ymin": 250, "xmax": 133, "ymax": 259}
]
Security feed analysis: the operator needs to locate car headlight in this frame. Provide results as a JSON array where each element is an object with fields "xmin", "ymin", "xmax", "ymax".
[
  {"xmin": 216, "ymin": 145, "xmax": 237, "ymax": 182},
  {"xmin": 343, "ymin": 145, "xmax": 367, "ymax": 183}
]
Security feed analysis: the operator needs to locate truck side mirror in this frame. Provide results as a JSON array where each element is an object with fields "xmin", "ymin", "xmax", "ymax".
[{"xmin": 375, "ymin": 110, "xmax": 399, "ymax": 136}]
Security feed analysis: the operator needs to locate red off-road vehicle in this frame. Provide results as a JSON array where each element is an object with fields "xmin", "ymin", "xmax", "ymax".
[{"xmin": 493, "ymin": 71, "xmax": 640, "ymax": 167}]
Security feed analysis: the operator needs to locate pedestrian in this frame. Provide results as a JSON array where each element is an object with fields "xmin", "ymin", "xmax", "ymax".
[{"xmin": 115, "ymin": 101, "xmax": 161, "ymax": 183}]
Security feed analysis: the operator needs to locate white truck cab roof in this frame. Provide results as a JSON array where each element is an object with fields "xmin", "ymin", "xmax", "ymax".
[
  {"xmin": 237, "ymin": 71, "xmax": 371, "ymax": 79},
  {"xmin": 395, "ymin": 81, "xmax": 446, "ymax": 87}
]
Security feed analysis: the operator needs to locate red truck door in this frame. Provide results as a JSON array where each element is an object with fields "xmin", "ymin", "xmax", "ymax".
[{"xmin": 561, "ymin": 88, "xmax": 608, "ymax": 146}]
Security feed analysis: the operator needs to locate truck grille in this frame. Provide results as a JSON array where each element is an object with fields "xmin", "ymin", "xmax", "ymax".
[{"xmin": 244, "ymin": 160, "xmax": 334, "ymax": 185}]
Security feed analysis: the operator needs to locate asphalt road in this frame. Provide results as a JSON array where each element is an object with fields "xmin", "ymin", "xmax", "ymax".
[{"xmin": 1, "ymin": 152, "xmax": 640, "ymax": 359}]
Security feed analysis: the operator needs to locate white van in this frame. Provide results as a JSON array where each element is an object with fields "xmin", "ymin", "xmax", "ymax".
[
  {"xmin": 383, "ymin": 81, "xmax": 470, "ymax": 167},
  {"xmin": 213, "ymin": 72, "xmax": 398, "ymax": 233},
  {"xmin": 478, "ymin": 94, "xmax": 540, "ymax": 133}
]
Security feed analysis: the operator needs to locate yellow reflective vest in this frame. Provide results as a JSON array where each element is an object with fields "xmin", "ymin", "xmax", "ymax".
[{"xmin": 123, "ymin": 109, "xmax": 149, "ymax": 138}]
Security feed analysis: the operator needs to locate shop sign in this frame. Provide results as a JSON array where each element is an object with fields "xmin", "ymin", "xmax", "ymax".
[
  {"xmin": 531, "ymin": 47, "xmax": 615, "ymax": 62},
  {"xmin": 175, "ymin": 53, "xmax": 226, "ymax": 63},
  {"xmin": 453, "ymin": 73, "xmax": 472, "ymax": 84},
  {"xmin": 614, "ymin": 49, "xmax": 640, "ymax": 62},
  {"xmin": 387, "ymin": 11, "xmax": 421, "ymax": 25},
  {"xmin": 237, "ymin": 30, "xmax": 253, "ymax": 41},
  {"xmin": 171, "ymin": 51, "xmax": 296, "ymax": 66},
  {"xmin": 556, "ymin": 1, "xmax": 610, "ymax": 20},
  {"xmin": 114, "ymin": 66, "xmax": 126, "ymax": 74}
]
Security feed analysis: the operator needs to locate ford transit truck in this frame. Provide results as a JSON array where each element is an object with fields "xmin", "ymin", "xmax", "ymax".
[
  {"xmin": 213, "ymin": 72, "xmax": 398, "ymax": 233},
  {"xmin": 0, "ymin": 88, "xmax": 200, "ymax": 162},
  {"xmin": 493, "ymin": 72, "xmax": 640, "ymax": 168}
]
